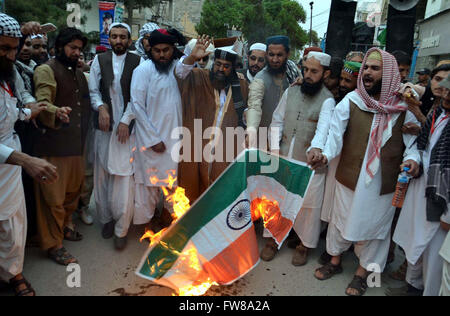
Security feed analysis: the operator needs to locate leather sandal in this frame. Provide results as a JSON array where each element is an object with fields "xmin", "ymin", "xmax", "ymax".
[
  {"xmin": 314, "ymin": 262, "xmax": 343, "ymax": 280},
  {"xmin": 345, "ymin": 275, "xmax": 368, "ymax": 296},
  {"xmin": 9, "ymin": 276, "xmax": 35, "ymax": 296}
]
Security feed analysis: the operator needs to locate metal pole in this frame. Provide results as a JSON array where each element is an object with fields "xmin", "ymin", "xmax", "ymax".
[{"xmin": 309, "ymin": 2, "xmax": 314, "ymax": 46}]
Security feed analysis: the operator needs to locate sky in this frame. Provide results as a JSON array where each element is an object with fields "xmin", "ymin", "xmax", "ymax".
[
  {"xmin": 296, "ymin": 0, "xmax": 333, "ymax": 39},
  {"xmin": 296, "ymin": 0, "xmax": 378, "ymax": 40}
]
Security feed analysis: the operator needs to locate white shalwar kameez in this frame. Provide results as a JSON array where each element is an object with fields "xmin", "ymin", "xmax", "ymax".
[
  {"xmin": 89, "ymin": 53, "xmax": 142, "ymax": 238},
  {"xmin": 269, "ymin": 90, "xmax": 335, "ymax": 248},
  {"xmin": 394, "ymin": 111, "xmax": 450, "ymax": 296},
  {"xmin": 0, "ymin": 85, "xmax": 31, "ymax": 281},
  {"xmin": 131, "ymin": 59, "xmax": 192, "ymax": 225},
  {"xmin": 322, "ymin": 91, "xmax": 420, "ymax": 271}
]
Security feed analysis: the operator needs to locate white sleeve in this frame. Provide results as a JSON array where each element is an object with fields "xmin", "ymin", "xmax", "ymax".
[
  {"xmin": 322, "ymin": 98, "xmax": 350, "ymax": 162},
  {"xmin": 268, "ymin": 89, "xmax": 288, "ymax": 151},
  {"xmin": 88, "ymin": 56, "xmax": 104, "ymax": 111},
  {"xmin": 175, "ymin": 58, "xmax": 195, "ymax": 80},
  {"xmin": 130, "ymin": 67, "xmax": 161, "ymax": 148},
  {"xmin": 0, "ymin": 144, "xmax": 14, "ymax": 163},
  {"xmin": 120, "ymin": 103, "xmax": 135, "ymax": 126},
  {"xmin": 402, "ymin": 110, "xmax": 421, "ymax": 164},
  {"xmin": 308, "ymin": 97, "xmax": 336, "ymax": 152}
]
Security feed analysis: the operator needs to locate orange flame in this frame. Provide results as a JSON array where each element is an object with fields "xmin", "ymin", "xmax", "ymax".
[
  {"xmin": 141, "ymin": 172, "xmax": 218, "ymax": 296},
  {"xmin": 250, "ymin": 195, "xmax": 280, "ymax": 227}
]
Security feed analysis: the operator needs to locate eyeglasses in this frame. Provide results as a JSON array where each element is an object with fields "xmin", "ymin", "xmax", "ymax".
[
  {"xmin": 249, "ymin": 55, "xmax": 266, "ymax": 63},
  {"xmin": 214, "ymin": 61, "xmax": 232, "ymax": 70}
]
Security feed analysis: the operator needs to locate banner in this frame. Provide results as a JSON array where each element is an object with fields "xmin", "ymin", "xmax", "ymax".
[
  {"xmin": 114, "ymin": 2, "xmax": 125, "ymax": 23},
  {"xmin": 136, "ymin": 149, "xmax": 314, "ymax": 295},
  {"xmin": 98, "ymin": 1, "xmax": 115, "ymax": 48}
]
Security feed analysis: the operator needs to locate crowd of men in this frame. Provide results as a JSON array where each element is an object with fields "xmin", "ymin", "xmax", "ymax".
[{"xmin": 0, "ymin": 12, "xmax": 449, "ymax": 296}]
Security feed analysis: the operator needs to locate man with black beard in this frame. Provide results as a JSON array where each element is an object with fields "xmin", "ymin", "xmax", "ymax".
[
  {"xmin": 246, "ymin": 36, "xmax": 301, "ymax": 139},
  {"xmin": 265, "ymin": 52, "xmax": 334, "ymax": 263},
  {"xmin": 313, "ymin": 49, "xmax": 420, "ymax": 296},
  {"xmin": 174, "ymin": 41, "xmax": 249, "ymax": 203},
  {"xmin": 131, "ymin": 28, "xmax": 188, "ymax": 231},
  {"xmin": 89, "ymin": 23, "xmax": 142, "ymax": 250},
  {"xmin": 33, "ymin": 27, "xmax": 91, "ymax": 266},
  {"xmin": 0, "ymin": 13, "xmax": 58, "ymax": 296}
]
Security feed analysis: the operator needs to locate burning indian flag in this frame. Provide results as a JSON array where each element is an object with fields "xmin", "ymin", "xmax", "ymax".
[{"xmin": 136, "ymin": 149, "xmax": 313, "ymax": 295}]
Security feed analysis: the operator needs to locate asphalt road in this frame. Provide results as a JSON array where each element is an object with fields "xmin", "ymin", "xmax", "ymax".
[{"xmin": 1, "ymin": 202, "xmax": 406, "ymax": 296}]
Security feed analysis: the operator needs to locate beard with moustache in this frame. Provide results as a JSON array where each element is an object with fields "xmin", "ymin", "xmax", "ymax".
[
  {"xmin": 301, "ymin": 78, "xmax": 324, "ymax": 96},
  {"xmin": 267, "ymin": 60, "xmax": 287, "ymax": 76},
  {"xmin": 56, "ymin": 49, "xmax": 78, "ymax": 69},
  {"xmin": 154, "ymin": 58, "xmax": 175, "ymax": 74},
  {"xmin": 0, "ymin": 55, "xmax": 15, "ymax": 84},
  {"xmin": 210, "ymin": 68, "xmax": 233, "ymax": 91},
  {"xmin": 364, "ymin": 77, "xmax": 382, "ymax": 97}
]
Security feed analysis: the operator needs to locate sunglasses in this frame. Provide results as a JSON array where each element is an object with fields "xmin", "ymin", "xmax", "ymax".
[{"xmin": 249, "ymin": 55, "xmax": 266, "ymax": 63}]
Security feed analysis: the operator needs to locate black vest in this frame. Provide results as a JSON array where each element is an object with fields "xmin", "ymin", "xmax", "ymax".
[{"xmin": 93, "ymin": 51, "xmax": 141, "ymax": 130}]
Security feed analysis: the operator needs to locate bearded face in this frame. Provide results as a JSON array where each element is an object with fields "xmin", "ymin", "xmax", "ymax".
[
  {"xmin": 0, "ymin": 36, "xmax": 19, "ymax": 83},
  {"xmin": 211, "ymin": 58, "xmax": 233, "ymax": 90},
  {"xmin": 0, "ymin": 55, "xmax": 15, "ymax": 83},
  {"xmin": 150, "ymin": 43, "xmax": 176, "ymax": 74},
  {"xmin": 362, "ymin": 59, "xmax": 383, "ymax": 97}
]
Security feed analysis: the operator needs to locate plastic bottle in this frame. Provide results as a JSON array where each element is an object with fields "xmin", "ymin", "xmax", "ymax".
[{"xmin": 392, "ymin": 167, "xmax": 412, "ymax": 208}]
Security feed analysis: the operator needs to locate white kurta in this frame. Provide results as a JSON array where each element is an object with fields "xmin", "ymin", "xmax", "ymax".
[
  {"xmin": 89, "ymin": 53, "xmax": 141, "ymax": 176},
  {"xmin": 132, "ymin": 59, "xmax": 191, "ymax": 187},
  {"xmin": 89, "ymin": 53, "xmax": 142, "ymax": 236},
  {"xmin": 321, "ymin": 155, "xmax": 340, "ymax": 223},
  {"xmin": 394, "ymin": 112, "xmax": 450, "ymax": 264},
  {"xmin": 269, "ymin": 89, "xmax": 335, "ymax": 247},
  {"xmin": 322, "ymin": 91, "xmax": 420, "ymax": 242},
  {"xmin": 132, "ymin": 59, "xmax": 192, "ymax": 224},
  {"xmin": 0, "ymin": 85, "xmax": 30, "ymax": 281}
]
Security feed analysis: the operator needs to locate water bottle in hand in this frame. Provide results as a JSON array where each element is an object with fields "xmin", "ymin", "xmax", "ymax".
[{"xmin": 392, "ymin": 167, "xmax": 412, "ymax": 208}]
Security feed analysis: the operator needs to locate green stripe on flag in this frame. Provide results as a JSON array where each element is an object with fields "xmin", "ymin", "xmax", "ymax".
[{"xmin": 139, "ymin": 149, "xmax": 313, "ymax": 278}]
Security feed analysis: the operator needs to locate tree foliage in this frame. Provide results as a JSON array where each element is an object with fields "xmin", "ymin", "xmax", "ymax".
[
  {"xmin": 197, "ymin": 0, "xmax": 309, "ymax": 49},
  {"xmin": 5, "ymin": 0, "xmax": 91, "ymax": 29},
  {"xmin": 196, "ymin": 0, "xmax": 244, "ymax": 39}
]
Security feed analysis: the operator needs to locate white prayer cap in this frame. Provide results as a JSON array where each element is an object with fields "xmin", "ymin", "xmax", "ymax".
[
  {"xmin": 109, "ymin": 22, "xmax": 131, "ymax": 35},
  {"xmin": 249, "ymin": 43, "xmax": 267, "ymax": 52},
  {"xmin": 306, "ymin": 51, "xmax": 331, "ymax": 67}
]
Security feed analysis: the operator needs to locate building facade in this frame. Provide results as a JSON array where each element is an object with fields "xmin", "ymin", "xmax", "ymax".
[
  {"xmin": 81, "ymin": 0, "xmax": 204, "ymax": 46},
  {"xmin": 415, "ymin": 0, "xmax": 450, "ymax": 76}
]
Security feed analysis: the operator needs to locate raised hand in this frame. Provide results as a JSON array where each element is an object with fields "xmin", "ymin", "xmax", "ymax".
[{"xmin": 184, "ymin": 35, "xmax": 213, "ymax": 65}]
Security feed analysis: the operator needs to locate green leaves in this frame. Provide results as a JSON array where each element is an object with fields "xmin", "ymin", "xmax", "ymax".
[{"xmin": 196, "ymin": 0, "xmax": 309, "ymax": 49}]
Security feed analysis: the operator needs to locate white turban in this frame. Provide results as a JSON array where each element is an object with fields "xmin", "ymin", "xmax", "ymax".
[
  {"xmin": 249, "ymin": 43, "xmax": 267, "ymax": 52},
  {"xmin": 306, "ymin": 52, "xmax": 331, "ymax": 67},
  {"xmin": 109, "ymin": 22, "xmax": 131, "ymax": 35}
]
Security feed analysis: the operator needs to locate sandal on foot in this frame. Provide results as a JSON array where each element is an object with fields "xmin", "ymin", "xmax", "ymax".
[
  {"xmin": 64, "ymin": 227, "xmax": 83, "ymax": 241},
  {"xmin": 345, "ymin": 275, "xmax": 368, "ymax": 296},
  {"xmin": 314, "ymin": 262, "xmax": 343, "ymax": 280},
  {"xmin": 9, "ymin": 277, "xmax": 35, "ymax": 296},
  {"xmin": 48, "ymin": 247, "xmax": 78, "ymax": 266}
]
